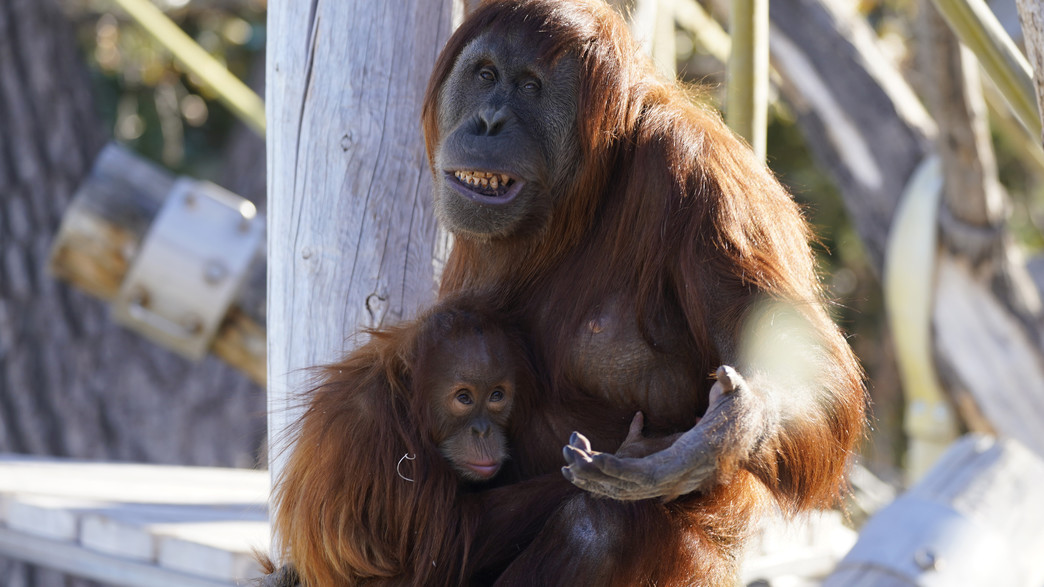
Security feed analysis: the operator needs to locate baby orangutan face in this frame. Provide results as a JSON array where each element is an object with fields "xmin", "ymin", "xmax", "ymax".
[{"xmin": 420, "ymin": 328, "xmax": 519, "ymax": 482}]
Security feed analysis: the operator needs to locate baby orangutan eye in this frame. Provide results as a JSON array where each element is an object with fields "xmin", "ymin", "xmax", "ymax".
[{"xmin": 456, "ymin": 391, "xmax": 473, "ymax": 405}]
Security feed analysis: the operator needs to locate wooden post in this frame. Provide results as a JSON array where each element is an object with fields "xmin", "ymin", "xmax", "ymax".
[
  {"xmin": 1017, "ymin": 0, "xmax": 1044, "ymax": 145},
  {"xmin": 265, "ymin": 0, "xmax": 455, "ymax": 502},
  {"xmin": 603, "ymin": 0, "xmax": 675, "ymax": 76},
  {"xmin": 727, "ymin": 0, "xmax": 769, "ymax": 158},
  {"xmin": 930, "ymin": 0, "xmax": 1041, "ymax": 139}
]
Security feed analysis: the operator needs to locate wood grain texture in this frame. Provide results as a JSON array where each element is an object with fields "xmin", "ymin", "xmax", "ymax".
[
  {"xmin": 0, "ymin": 454, "xmax": 270, "ymax": 586},
  {"xmin": 1017, "ymin": 0, "xmax": 1044, "ymax": 145},
  {"xmin": 266, "ymin": 0, "xmax": 455, "ymax": 483}
]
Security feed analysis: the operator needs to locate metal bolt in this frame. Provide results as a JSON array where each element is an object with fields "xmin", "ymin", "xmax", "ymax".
[
  {"xmin": 128, "ymin": 285, "xmax": 149, "ymax": 307},
  {"xmin": 120, "ymin": 241, "xmax": 138, "ymax": 263},
  {"xmin": 914, "ymin": 547, "xmax": 942, "ymax": 572},
  {"xmin": 204, "ymin": 260, "xmax": 229, "ymax": 285},
  {"xmin": 182, "ymin": 315, "xmax": 203, "ymax": 335}
]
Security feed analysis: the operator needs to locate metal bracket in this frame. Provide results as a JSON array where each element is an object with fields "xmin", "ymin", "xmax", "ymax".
[{"xmin": 112, "ymin": 178, "xmax": 264, "ymax": 360}]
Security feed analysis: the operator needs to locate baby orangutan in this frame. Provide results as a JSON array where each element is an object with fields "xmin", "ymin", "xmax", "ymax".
[{"xmin": 268, "ymin": 294, "xmax": 536, "ymax": 586}]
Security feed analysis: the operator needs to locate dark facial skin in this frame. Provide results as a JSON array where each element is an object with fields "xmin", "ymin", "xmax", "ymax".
[
  {"xmin": 433, "ymin": 31, "xmax": 580, "ymax": 239},
  {"xmin": 423, "ymin": 331, "xmax": 518, "ymax": 482}
]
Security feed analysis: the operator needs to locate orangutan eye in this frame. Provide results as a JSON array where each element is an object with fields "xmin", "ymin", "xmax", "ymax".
[
  {"xmin": 456, "ymin": 391, "xmax": 473, "ymax": 405},
  {"xmin": 479, "ymin": 68, "xmax": 496, "ymax": 82},
  {"xmin": 489, "ymin": 389, "xmax": 505, "ymax": 402},
  {"xmin": 521, "ymin": 79, "xmax": 540, "ymax": 93}
]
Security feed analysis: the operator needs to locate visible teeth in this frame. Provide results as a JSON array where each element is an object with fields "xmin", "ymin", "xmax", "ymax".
[{"xmin": 454, "ymin": 170, "xmax": 513, "ymax": 190}]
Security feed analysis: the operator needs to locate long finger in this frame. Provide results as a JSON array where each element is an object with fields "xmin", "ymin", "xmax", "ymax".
[
  {"xmin": 561, "ymin": 465, "xmax": 653, "ymax": 499},
  {"xmin": 568, "ymin": 431, "xmax": 593, "ymax": 452},
  {"xmin": 620, "ymin": 411, "xmax": 645, "ymax": 444},
  {"xmin": 562, "ymin": 443, "xmax": 594, "ymax": 466}
]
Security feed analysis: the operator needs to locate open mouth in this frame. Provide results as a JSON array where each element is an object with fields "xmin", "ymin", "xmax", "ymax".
[{"xmin": 447, "ymin": 170, "xmax": 524, "ymax": 204}]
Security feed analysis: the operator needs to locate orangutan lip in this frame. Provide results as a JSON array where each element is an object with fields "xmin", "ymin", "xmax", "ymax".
[
  {"xmin": 445, "ymin": 170, "xmax": 524, "ymax": 205},
  {"xmin": 466, "ymin": 461, "xmax": 501, "ymax": 478}
]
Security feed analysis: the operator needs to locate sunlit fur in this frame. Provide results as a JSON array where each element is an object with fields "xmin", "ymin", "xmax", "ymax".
[
  {"xmin": 419, "ymin": 0, "xmax": 867, "ymax": 584},
  {"xmin": 271, "ymin": 295, "xmax": 535, "ymax": 586}
]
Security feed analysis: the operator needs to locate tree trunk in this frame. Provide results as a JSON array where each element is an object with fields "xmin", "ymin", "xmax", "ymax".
[
  {"xmin": 0, "ymin": 0, "xmax": 265, "ymax": 581},
  {"xmin": 265, "ymin": 0, "xmax": 455, "ymax": 489},
  {"xmin": 769, "ymin": 0, "xmax": 935, "ymax": 271}
]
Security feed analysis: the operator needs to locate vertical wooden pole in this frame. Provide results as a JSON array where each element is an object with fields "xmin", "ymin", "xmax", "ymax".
[
  {"xmin": 653, "ymin": 0, "xmax": 678, "ymax": 76},
  {"xmin": 727, "ymin": 0, "xmax": 769, "ymax": 159},
  {"xmin": 931, "ymin": 0, "xmax": 1041, "ymax": 138},
  {"xmin": 1017, "ymin": 0, "xmax": 1044, "ymax": 145},
  {"xmin": 266, "ymin": 0, "xmax": 454, "ymax": 511}
]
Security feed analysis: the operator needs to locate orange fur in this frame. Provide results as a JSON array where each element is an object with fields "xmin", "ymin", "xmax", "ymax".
[
  {"xmin": 273, "ymin": 1, "xmax": 866, "ymax": 585},
  {"xmin": 272, "ymin": 297, "xmax": 534, "ymax": 585},
  {"xmin": 422, "ymin": 0, "xmax": 866, "ymax": 584}
]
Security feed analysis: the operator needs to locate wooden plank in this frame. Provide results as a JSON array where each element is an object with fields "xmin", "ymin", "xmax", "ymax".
[
  {"xmin": 3, "ymin": 496, "xmax": 84, "ymax": 541},
  {"xmin": 156, "ymin": 521, "xmax": 267, "ymax": 580},
  {"xmin": 0, "ymin": 527, "xmax": 233, "ymax": 587},
  {"xmin": 81, "ymin": 512, "xmax": 157, "ymax": 561},
  {"xmin": 1017, "ymin": 0, "xmax": 1044, "ymax": 143},
  {"xmin": 0, "ymin": 455, "xmax": 269, "ymax": 582},
  {"xmin": 824, "ymin": 435, "xmax": 1044, "ymax": 586},
  {"xmin": 78, "ymin": 503, "xmax": 270, "ymax": 566},
  {"xmin": 0, "ymin": 454, "xmax": 269, "ymax": 505}
]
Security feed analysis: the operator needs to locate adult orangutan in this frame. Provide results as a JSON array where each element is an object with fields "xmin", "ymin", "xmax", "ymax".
[
  {"xmin": 265, "ymin": 0, "xmax": 866, "ymax": 585},
  {"xmin": 423, "ymin": 0, "xmax": 865, "ymax": 584}
]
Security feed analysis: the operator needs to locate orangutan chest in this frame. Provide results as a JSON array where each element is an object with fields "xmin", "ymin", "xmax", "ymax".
[{"xmin": 561, "ymin": 299, "xmax": 701, "ymax": 426}]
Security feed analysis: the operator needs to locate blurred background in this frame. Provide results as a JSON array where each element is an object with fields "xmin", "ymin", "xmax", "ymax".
[{"xmin": 4, "ymin": 0, "xmax": 1044, "ymax": 584}]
